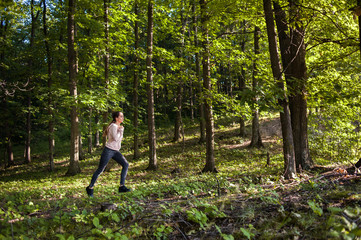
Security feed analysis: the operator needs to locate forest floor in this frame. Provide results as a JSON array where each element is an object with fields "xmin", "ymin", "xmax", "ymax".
[{"xmin": 1, "ymin": 116, "xmax": 361, "ymax": 239}]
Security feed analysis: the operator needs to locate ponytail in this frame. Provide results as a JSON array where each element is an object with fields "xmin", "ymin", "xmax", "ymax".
[
  {"xmin": 102, "ymin": 121, "xmax": 114, "ymax": 137},
  {"xmin": 102, "ymin": 111, "xmax": 123, "ymax": 137}
]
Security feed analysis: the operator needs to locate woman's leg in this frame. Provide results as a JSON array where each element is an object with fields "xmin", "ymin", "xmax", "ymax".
[
  {"xmin": 88, "ymin": 147, "xmax": 113, "ymax": 188},
  {"xmin": 112, "ymin": 151, "xmax": 129, "ymax": 186}
]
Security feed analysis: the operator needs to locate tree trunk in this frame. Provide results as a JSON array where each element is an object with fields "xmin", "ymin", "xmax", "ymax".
[
  {"xmin": 6, "ymin": 137, "xmax": 13, "ymax": 168},
  {"xmin": 146, "ymin": 0, "xmax": 157, "ymax": 170},
  {"xmin": 25, "ymin": 0, "xmax": 38, "ymax": 164},
  {"xmin": 239, "ymin": 71, "xmax": 246, "ymax": 137},
  {"xmin": 66, "ymin": 0, "xmax": 81, "ymax": 175},
  {"xmin": 3, "ymin": 98, "xmax": 14, "ymax": 167},
  {"xmin": 274, "ymin": 0, "xmax": 312, "ymax": 171},
  {"xmin": 189, "ymin": 77, "xmax": 195, "ymax": 122},
  {"xmin": 24, "ymin": 96, "xmax": 31, "ymax": 164},
  {"xmin": 200, "ymin": 0, "xmax": 216, "ymax": 173},
  {"xmin": 228, "ymin": 63, "xmax": 233, "ymax": 97},
  {"xmin": 42, "ymin": 0, "xmax": 55, "ymax": 171},
  {"xmin": 173, "ymin": 84, "xmax": 183, "ymax": 141},
  {"xmin": 173, "ymin": 6, "xmax": 186, "ymax": 142},
  {"xmin": 250, "ymin": 26, "xmax": 263, "ymax": 148},
  {"xmin": 0, "ymin": 20, "xmax": 13, "ymax": 167},
  {"xmin": 79, "ymin": 118, "xmax": 84, "ymax": 160},
  {"xmin": 88, "ymin": 108, "xmax": 92, "ymax": 154},
  {"xmin": 239, "ymin": 21, "xmax": 247, "ymax": 137},
  {"xmin": 193, "ymin": 1, "xmax": 206, "ymax": 143},
  {"xmin": 133, "ymin": 0, "xmax": 140, "ymax": 160},
  {"xmin": 95, "ymin": 114, "xmax": 100, "ymax": 147},
  {"xmin": 358, "ymin": 0, "xmax": 361, "ymax": 58},
  {"xmin": 263, "ymin": 0, "xmax": 296, "ymax": 179},
  {"xmin": 102, "ymin": 0, "xmax": 110, "ymax": 148}
]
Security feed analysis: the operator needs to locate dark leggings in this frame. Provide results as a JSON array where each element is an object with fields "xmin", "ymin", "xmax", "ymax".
[{"xmin": 89, "ymin": 147, "xmax": 129, "ymax": 188}]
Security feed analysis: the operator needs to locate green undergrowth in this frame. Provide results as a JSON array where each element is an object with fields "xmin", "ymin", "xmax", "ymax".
[{"xmin": 1, "ymin": 116, "xmax": 361, "ymax": 239}]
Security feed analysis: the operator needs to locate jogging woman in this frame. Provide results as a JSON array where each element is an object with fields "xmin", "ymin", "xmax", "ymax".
[{"xmin": 86, "ymin": 111, "xmax": 131, "ymax": 197}]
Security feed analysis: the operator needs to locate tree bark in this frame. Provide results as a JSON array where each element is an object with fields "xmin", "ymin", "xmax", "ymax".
[
  {"xmin": 263, "ymin": 0, "xmax": 296, "ymax": 179},
  {"xmin": 102, "ymin": 0, "xmax": 110, "ymax": 148},
  {"xmin": 173, "ymin": 5, "xmax": 186, "ymax": 142},
  {"xmin": 173, "ymin": 84, "xmax": 183, "ymax": 141},
  {"xmin": 239, "ymin": 71, "xmax": 246, "ymax": 137},
  {"xmin": 95, "ymin": 114, "xmax": 100, "ymax": 147},
  {"xmin": 0, "ymin": 19, "xmax": 13, "ymax": 167},
  {"xmin": 250, "ymin": 26, "xmax": 264, "ymax": 148},
  {"xmin": 274, "ymin": 1, "xmax": 312, "ymax": 171},
  {"xmin": 24, "ymin": 96, "xmax": 31, "ymax": 164},
  {"xmin": 79, "ymin": 118, "xmax": 84, "ymax": 160},
  {"xmin": 25, "ymin": 0, "xmax": 39, "ymax": 164},
  {"xmin": 66, "ymin": 0, "xmax": 81, "ymax": 175},
  {"xmin": 4, "ymin": 97, "xmax": 14, "ymax": 167},
  {"xmin": 239, "ymin": 21, "xmax": 247, "ymax": 137},
  {"xmin": 358, "ymin": 0, "xmax": 361, "ymax": 58},
  {"xmin": 88, "ymin": 108, "xmax": 92, "ymax": 154},
  {"xmin": 193, "ymin": 1, "xmax": 206, "ymax": 143},
  {"xmin": 200, "ymin": 0, "xmax": 216, "ymax": 173},
  {"xmin": 146, "ymin": 0, "xmax": 157, "ymax": 170},
  {"xmin": 42, "ymin": 0, "xmax": 55, "ymax": 171},
  {"xmin": 133, "ymin": 0, "xmax": 140, "ymax": 160}
]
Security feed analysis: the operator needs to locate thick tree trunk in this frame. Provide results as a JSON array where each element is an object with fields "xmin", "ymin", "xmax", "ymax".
[
  {"xmin": 263, "ymin": 0, "xmax": 296, "ymax": 179},
  {"xmin": 250, "ymin": 26, "xmax": 263, "ymax": 148},
  {"xmin": 42, "ymin": 0, "xmax": 55, "ymax": 171},
  {"xmin": 274, "ymin": 0, "xmax": 312, "ymax": 171},
  {"xmin": 0, "ymin": 20, "xmax": 13, "ymax": 167},
  {"xmin": 66, "ymin": 0, "xmax": 81, "ymax": 175},
  {"xmin": 200, "ymin": 0, "xmax": 216, "ymax": 173},
  {"xmin": 193, "ymin": 1, "xmax": 206, "ymax": 143},
  {"xmin": 133, "ymin": 0, "xmax": 140, "ymax": 159},
  {"xmin": 146, "ymin": 0, "xmax": 157, "ymax": 170}
]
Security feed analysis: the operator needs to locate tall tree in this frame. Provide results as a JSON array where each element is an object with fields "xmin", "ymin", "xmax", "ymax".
[
  {"xmin": 24, "ymin": 0, "xmax": 40, "ymax": 164},
  {"xmin": 133, "ymin": 0, "xmax": 140, "ymax": 159},
  {"xmin": 192, "ymin": 0, "xmax": 206, "ymax": 143},
  {"xmin": 102, "ymin": 0, "xmax": 110, "ymax": 147},
  {"xmin": 66, "ymin": 0, "xmax": 81, "ymax": 175},
  {"xmin": 239, "ymin": 21, "xmax": 247, "ymax": 137},
  {"xmin": 42, "ymin": 0, "xmax": 55, "ymax": 171},
  {"xmin": 1, "ymin": 5, "xmax": 14, "ymax": 167},
  {"xmin": 358, "ymin": 0, "xmax": 361, "ymax": 58},
  {"xmin": 146, "ymin": 0, "xmax": 157, "ymax": 170},
  {"xmin": 249, "ymin": 26, "xmax": 263, "ymax": 148},
  {"xmin": 95, "ymin": 114, "xmax": 100, "ymax": 147},
  {"xmin": 263, "ymin": 0, "xmax": 296, "ymax": 179},
  {"xmin": 274, "ymin": 0, "xmax": 313, "ymax": 170},
  {"xmin": 200, "ymin": 0, "xmax": 216, "ymax": 173},
  {"xmin": 173, "ymin": 1, "xmax": 186, "ymax": 142}
]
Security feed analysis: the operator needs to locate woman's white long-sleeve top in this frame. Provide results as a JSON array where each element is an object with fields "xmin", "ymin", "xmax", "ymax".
[{"xmin": 105, "ymin": 123, "xmax": 124, "ymax": 151}]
